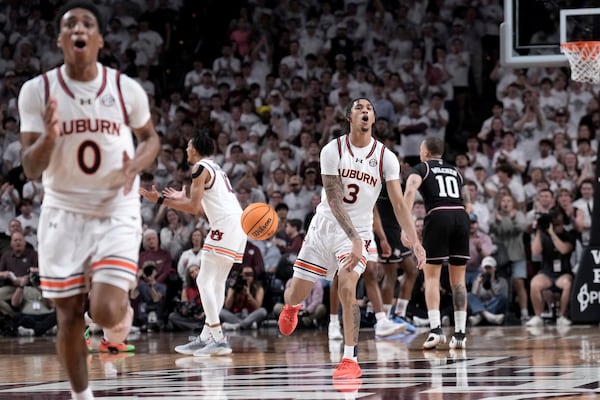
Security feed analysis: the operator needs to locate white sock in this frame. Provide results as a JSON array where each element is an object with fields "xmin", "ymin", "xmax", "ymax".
[
  {"xmin": 343, "ymin": 345, "xmax": 357, "ymax": 362},
  {"xmin": 208, "ymin": 324, "xmax": 224, "ymax": 342},
  {"xmin": 454, "ymin": 311, "xmax": 467, "ymax": 333},
  {"xmin": 71, "ymin": 387, "xmax": 94, "ymax": 400},
  {"xmin": 428, "ymin": 310, "xmax": 441, "ymax": 329},
  {"xmin": 395, "ymin": 299, "xmax": 409, "ymax": 317},
  {"xmin": 375, "ymin": 312, "xmax": 386, "ymax": 322},
  {"xmin": 521, "ymin": 308, "xmax": 529, "ymax": 318},
  {"xmin": 200, "ymin": 325, "xmax": 211, "ymax": 342},
  {"xmin": 383, "ymin": 304, "xmax": 392, "ymax": 317},
  {"xmin": 329, "ymin": 314, "xmax": 339, "ymax": 324}
]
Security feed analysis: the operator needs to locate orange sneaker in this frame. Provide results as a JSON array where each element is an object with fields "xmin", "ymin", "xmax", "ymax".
[
  {"xmin": 278, "ymin": 304, "xmax": 302, "ymax": 336},
  {"xmin": 99, "ymin": 338, "xmax": 135, "ymax": 353},
  {"xmin": 333, "ymin": 377, "xmax": 363, "ymax": 393},
  {"xmin": 333, "ymin": 358, "xmax": 362, "ymax": 379}
]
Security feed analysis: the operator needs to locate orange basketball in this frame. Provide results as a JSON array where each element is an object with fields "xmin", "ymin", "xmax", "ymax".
[{"xmin": 240, "ymin": 202, "xmax": 279, "ymax": 240}]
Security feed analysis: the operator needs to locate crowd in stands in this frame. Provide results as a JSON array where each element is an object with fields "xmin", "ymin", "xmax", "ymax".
[{"xmin": 0, "ymin": 0, "xmax": 596, "ymax": 335}]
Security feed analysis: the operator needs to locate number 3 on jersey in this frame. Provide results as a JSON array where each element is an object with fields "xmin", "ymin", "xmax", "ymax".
[{"xmin": 435, "ymin": 175, "xmax": 460, "ymax": 198}]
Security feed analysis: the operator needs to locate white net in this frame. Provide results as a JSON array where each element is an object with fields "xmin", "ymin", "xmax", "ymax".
[{"xmin": 561, "ymin": 41, "xmax": 600, "ymax": 84}]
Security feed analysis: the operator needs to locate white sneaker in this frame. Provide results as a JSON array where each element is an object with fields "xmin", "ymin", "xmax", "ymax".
[
  {"xmin": 468, "ymin": 314, "xmax": 482, "ymax": 326},
  {"xmin": 328, "ymin": 321, "xmax": 343, "ymax": 340},
  {"xmin": 422, "ymin": 328, "xmax": 446, "ymax": 350},
  {"xmin": 482, "ymin": 311, "xmax": 504, "ymax": 325},
  {"xmin": 17, "ymin": 326, "xmax": 34, "ymax": 337},
  {"xmin": 193, "ymin": 337, "xmax": 233, "ymax": 357},
  {"xmin": 525, "ymin": 315, "xmax": 544, "ymax": 327},
  {"xmin": 557, "ymin": 316, "xmax": 572, "ymax": 326},
  {"xmin": 449, "ymin": 332, "xmax": 467, "ymax": 349},
  {"xmin": 413, "ymin": 316, "xmax": 430, "ymax": 327},
  {"xmin": 222, "ymin": 322, "xmax": 240, "ymax": 331},
  {"xmin": 374, "ymin": 317, "xmax": 407, "ymax": 337},
  {"xmin": 174, "ymin": 336, "xmax": 209, "ymax": 355}
]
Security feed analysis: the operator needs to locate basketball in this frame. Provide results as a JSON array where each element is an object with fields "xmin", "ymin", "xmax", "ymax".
[{"xmin": 240, "ymin": 203, "xmax": 279, "ymax": 240}]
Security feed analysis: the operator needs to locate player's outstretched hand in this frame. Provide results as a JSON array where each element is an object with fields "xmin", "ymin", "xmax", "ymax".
[
  {"xmin": 342, "ymin": 238, "xmax": 363, "ymax": 272},
  {"xmin": 413, "ymin": 242, "xmax": 426, "ymax": 269},
  {"xmin": 43, "ymin": 97, "xmax": 61, "ymax": 141},
  {"xmin": 139, "ymin": 185, "xmax": 160, "ymax": 203},
  {"xmin": 163, "ymin": 185, "xmax": 187, "ymax": 200}
]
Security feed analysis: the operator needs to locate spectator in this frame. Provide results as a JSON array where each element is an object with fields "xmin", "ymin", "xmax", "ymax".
[
  {"xmin": 12, "ymin": 266, "xmax": 56, "ymax": 337},
  {"xmin": 0, "ymin": 231, "xmax": 37, "ymax": 317},
  {"xmin": 466, "ymin": 213, "xmax": 496, "ymax": 288},
  {"xmin": 176, "ymin": 229, "xmax": 204, "ymax": 283},
  {"xmin": 397, "ymin": 99, "xmax": 428, "ymax": 165},
  {"xmin": 15, "ymin": 198, "xmax": 38, "ymax": 250},
  {"xmin": 131, "ymin": 261, "xmax": 167, "ymax": 331},
  {"xmin": 220, "ymin": 266, "xmax": 268, "ymax": 330},
  {"xmin": 282, "ymin": 175, "xmax": 312, "ymax": 221},
  {"xmin": 138, "ymin": 229, "xmax": 174, "ymax": 285},
  {"xmin": 158, "ymin": 208, "xmax": 193, "ymax": 261},
  {"xmin": 168, "ymin": 263, "xmax": 204, "ymax": 332},
  {"xmin": 467, "ymin": 256, "xmax": 507, "ymax": 326},
  {"xmin": 527, "ymin": 208, "xmax": 576, "ymax": 327},
  {"xmin": 489, "ymin": 193, "xmax": 529, "ymax": 322}
]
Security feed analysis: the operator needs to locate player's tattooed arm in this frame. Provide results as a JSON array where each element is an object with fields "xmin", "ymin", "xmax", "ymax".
[{"xmin": 322, "ymin": 174, "xmax": 360, "ymax": 241}]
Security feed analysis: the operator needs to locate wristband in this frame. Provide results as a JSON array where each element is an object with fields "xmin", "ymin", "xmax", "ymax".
[{"xmin": 157, "ymin": 195, "xmax": 165, "ymax": 206}]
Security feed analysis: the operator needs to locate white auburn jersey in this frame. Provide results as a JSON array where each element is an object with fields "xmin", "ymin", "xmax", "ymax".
[
  {"xmin": 195, "ymin": 158, "xmax": 243, "ymax": 224},
  {"xmin": 317, "ymin": 134, "xmax": 400, "ymax": 232},
  {"xmin": 18, "ymin": 63, "xmax": 151, "ymax": 217}
]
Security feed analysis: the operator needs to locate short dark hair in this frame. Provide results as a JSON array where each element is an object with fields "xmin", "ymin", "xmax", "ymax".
[
  {"xmin": 423, "ymin": 137, "xmax": 444, "ymax": 156},
  {"xmin": 190, "ymin": 130, "xmax": 215, "ymax": 157},
  {"xmin": 55, "ymin": 1, "xmax": 105, "ymax": 34}
]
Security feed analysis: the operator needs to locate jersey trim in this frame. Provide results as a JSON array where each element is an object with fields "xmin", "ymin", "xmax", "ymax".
[
  {"xmin": 57, "ymin": 67, "xmax": 75, "ymax": 99},
  {"xmin": 378, "ymin": 145, "xmax": 385, "ymax": 183},
  {"xmin": 426, "ymin": 205, "xmax": 466, "ymax": 216},
  {"xmin": 115, "ymin": 70, "xmax": 129, "ymax": 125},
  {"xmin": 96, "ymin": 65, "xmax": 107, "ymax": 98},
  {"xmin": 42, "ymin": 72, "xmax": 49, "ymax": 104},
  {"xmin": 422, "ymin": 161, "xmax": 431, "ymax": 181},
  {"xmin": 191, "ymin": 164, "xmax": 205, "ymax": 179},
  {"xmin": 336, "ymin": 136, "xmax": 343, "ymax": 158},
  {"xmin": 200, "ymin": 160, "xmax": 217, "ymax": 189},
  {"xmin": 365, "ymin": 139, "xmax": 377, "ymax": 159}
]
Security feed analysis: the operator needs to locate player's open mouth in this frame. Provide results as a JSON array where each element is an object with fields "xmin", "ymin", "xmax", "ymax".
[
  {"xmin": 361, "ymin": 115, "xmax": 369, "ymax": 122},
  {"xmin": 74, "ymin": 40, "xmax": 87, "ymax": 50}
]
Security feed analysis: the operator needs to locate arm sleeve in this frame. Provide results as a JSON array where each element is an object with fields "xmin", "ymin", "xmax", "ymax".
[
  {"xmin": 319, "ymin": 141, "xmax": 340, "ymax": 175},
  {"xmin": 120, "ymin": 74, "xmax": 152, "ymax": 129},
  {"xmin": 381, "ymin": 148, "xmax": 400, "ymax": 182},
  {"xmin": 17, "ymin": 77, "xmax": 45, "ymax": 133}
]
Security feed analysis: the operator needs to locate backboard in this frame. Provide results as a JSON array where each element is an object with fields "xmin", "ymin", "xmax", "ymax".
[{"xmin": 501, "ymin": 0, "xmax": 600, "ymax": 67}]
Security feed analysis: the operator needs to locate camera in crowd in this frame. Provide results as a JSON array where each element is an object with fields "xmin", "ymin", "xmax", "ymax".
[
  {"xmin": 142, "ymin": 263, "xmax": 156, "ymax": 280},
  {"xmin": 536, "ymin": 211, "xmax": 555, "ymax": 231},
  {"xmin": 29, "ymin": 271, "xmax": 40, "ymax": 287},
  {"xmin": 233, "ymin": 273, "xmax": 247, "ymax": 291},
  {"xmin": 481, "ymin": 272, "xmax": 492, "ymax": 290}
]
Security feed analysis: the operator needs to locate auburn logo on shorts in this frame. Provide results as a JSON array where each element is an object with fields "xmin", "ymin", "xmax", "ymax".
[{"xmin": 210, "ymin": 229, "xmax": 224, "ymax": 241}]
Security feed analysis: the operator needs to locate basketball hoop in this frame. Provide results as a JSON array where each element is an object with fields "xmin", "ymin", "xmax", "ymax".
[{"xmin": 560, "ymin": 41, "xmax": 600, "ymax": 83}]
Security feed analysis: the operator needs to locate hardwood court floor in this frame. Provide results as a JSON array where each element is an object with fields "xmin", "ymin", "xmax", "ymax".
[{"xmin": 0, "ymin": 323, "xmax": 599, "ymax": 399}]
